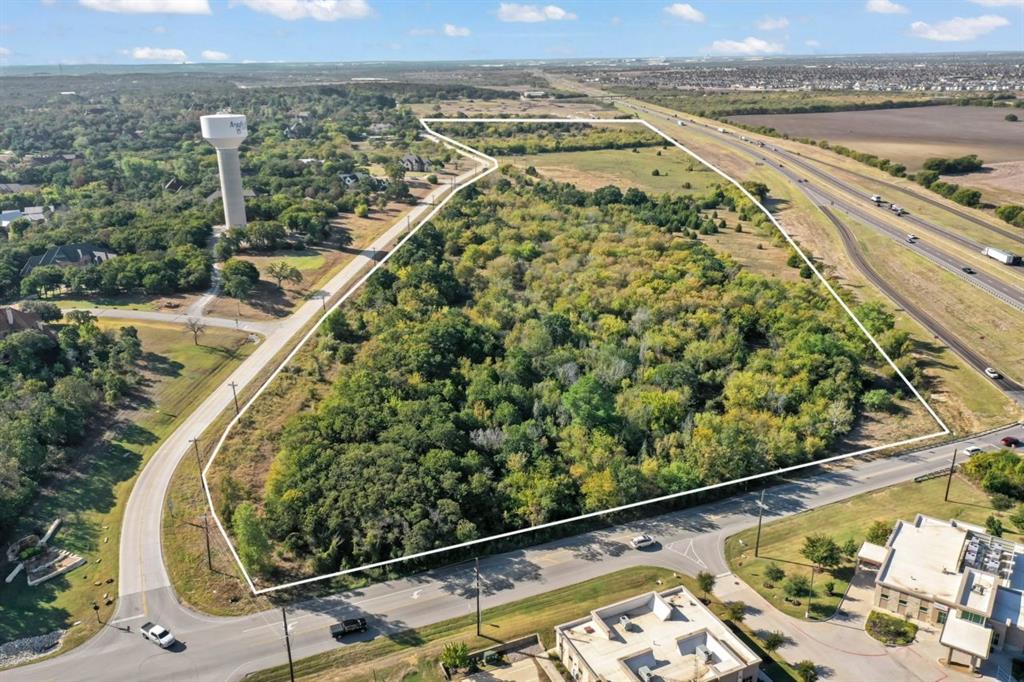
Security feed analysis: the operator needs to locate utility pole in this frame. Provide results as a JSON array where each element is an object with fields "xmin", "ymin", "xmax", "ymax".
[
  {"xmin": 190, "ymin": 438, "xmax": 204, "ymax": 492},
  {"xmin": 754, "ymin": 489, "xmax": 766, "ymax": 558},
  {"xmin": 282, "ymin": 607, "xmax": 295, "ymax": 682},
  {"xmin": 805, "ymin": 567, "xmax": 816, "ymax": 620},
  {"xmin": 945, "ymin": 449, "xmax": 958, "ymax": 502},
  {"xmin": 320, "ymin": 292, "xmax": 328, "ymax": 313},
  {"xmin": 475, "ymin": 557, "xmax": 482, "ymax": 637},
  {"xmin": 228, "ymin": 381, "xmax": 240, "ymax": 414},
  {"xmin": 202, "ymin": 514, "xmax": 212, "ymax": 571}
]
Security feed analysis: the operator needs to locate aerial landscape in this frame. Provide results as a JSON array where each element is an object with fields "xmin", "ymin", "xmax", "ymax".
[{"xmin": 0, "ymin": 1, "xmax": 1022, "ymax": 681}]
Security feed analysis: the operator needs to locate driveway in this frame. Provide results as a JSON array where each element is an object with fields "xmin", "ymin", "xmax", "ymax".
[{"xmin": 716, "ymin": 571, "xmax": 986, "ymax": 682}]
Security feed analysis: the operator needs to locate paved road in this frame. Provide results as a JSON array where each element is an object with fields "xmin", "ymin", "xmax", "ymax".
[
  {"xmin": 80, "ymin": 307, "xmax": 279, "ymax": 335},
  {"xmin": 11, "ymin": 426, "xmax": 1021, "ymax": 681},
  {"xmin": 626, "ymin": 103, "xmax": 1024, "ymax": 314}
]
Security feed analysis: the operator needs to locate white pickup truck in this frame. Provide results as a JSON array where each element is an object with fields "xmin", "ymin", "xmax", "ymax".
[{"xmin": 140, "ymin": 622, "xmax": 176, "ymax": 648}]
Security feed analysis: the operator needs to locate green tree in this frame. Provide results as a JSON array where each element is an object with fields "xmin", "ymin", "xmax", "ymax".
[
  {"xmin": 783, "ymin": 574, "xmax": 812, "ymax": 599},
  {"xmin": 765, "ymin": 563, "xmax": 786, "ymax": 583},
  {"xmin": 801, "ymin": 534, "xmax": 842, "ymax": 570},
  {"xmin": 986, "ymin": 515, "xmax": 1004, "ymax": 537},
  {"xmin": 265, "ymin": 261, "xmax": 303, "ymax": 289},
  {"xmin": 866, "ymin": 520, "xmax": 892, "ymax": 545},
  {"xmin": 725, "ymin": 601, "xmax": 746, "ymax": 623},
  {"xmin": 562, "ymin": 375, "xmax": 616, "ymax": 429},
  {"xmin": 762, "ymin": 630, "xmax": 786, "ymax": 652},
  {"xmin": 221, "ymin": 258, "xmax": 260, "ymax": 299},
  {"xmin": 795, "ymin": 660, "xmax": 819, "ymax": 682},
  {"xmin": 862, "ymin": 389, "xmax": 894, "ymax": 412},
  {"xmin": 696, "ymin": 571, "xmax": 716, "ymax": 601},
  {"xmin": 233, "ymin": 502, "xmax": 271, "ymax": 574}
]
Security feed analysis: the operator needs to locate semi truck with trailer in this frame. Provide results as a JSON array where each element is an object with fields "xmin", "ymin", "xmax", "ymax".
[{"xmin": 982, "ymin": 247, "xmax": 1021, "ymax": 265}]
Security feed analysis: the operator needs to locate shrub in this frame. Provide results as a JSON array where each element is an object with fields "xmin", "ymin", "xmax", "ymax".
[
  {"xmin": 951, "ymin": 187, "xmax": 982, "ymax": 207},
  {"xmin": 866, "ymin": 520, "xmax": 892, "ymax": 545},
  {"xmin": 426, "ymin": 174, "xmax": 438, "ymax": 184},
  {"xmin": 794, "ymin": 660, "xmax": 819, "ymax": 682},
  {"xmin": 987, "ymin": 515, "xmax": 1005, "ymax": 537},
  {"xmin": 784, "ymin": 575, "xmax": 812, "ymax": 599},
  {"xmin": 862, "ymin": 389, "xmax": 895, "ymax": 412},
  {"xmin": 763, "ymin": 630, "xmax": 786, "ymax": 652},
  {"xmin": 725, "ymin": 601, "xmax": 747, "ymax": 623},
  {"xmin": 1006, "ymin": 114, "xmax": 1019, "ymax": 122},
  {"xmin": 991, "ymin": 493, "xmax": 1015, "ymax": 511},
  {"xmin": 866, "ymin": 610, "xmax": 917, "ymax": 646},
  {"xmin": 440, "ymin": 641, "xmax": 470, "ymax": 671},
  {"xmin": 765, "ymin": 563, "xmax": 786, "ymax": 583}
]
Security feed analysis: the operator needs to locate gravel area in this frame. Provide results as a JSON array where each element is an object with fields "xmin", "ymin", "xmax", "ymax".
[{"xmin": 0, "ymin": 630, "xmax": 65, "ymax": 669}]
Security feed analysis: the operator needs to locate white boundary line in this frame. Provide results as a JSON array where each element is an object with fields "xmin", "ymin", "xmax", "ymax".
[{"xmin": 202, "ymin": 117, "xmax": 949, "ymax": 595}]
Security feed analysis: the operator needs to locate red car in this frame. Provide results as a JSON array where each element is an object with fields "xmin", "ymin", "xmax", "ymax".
[{"xmin": 1002, "ymin": 437, "xmax": 1021, "ymax": 448}]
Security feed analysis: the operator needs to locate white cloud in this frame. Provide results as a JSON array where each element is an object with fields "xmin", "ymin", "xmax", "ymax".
[
  {"xmin": 710, "ymin": 36, "xmax": 784, "ymax": 55},
  {"xmin": 443, "ymin": 23, "xmax": 471, "ymax": 37},
  {"xmin": 866, "ymin": 0, "xmax": 908, "ymax": 14},
  {"xmin": 497, "ymin": 3, "xmax": 576, "ymax": 23},
  {"xmin": 664, "ymin": 3, "xmax": 704, "ymax": 22},
  {"xmin": 201, "ymin": 49, "xmax": 230, "ymax": 60},
  {"xmin": 969, "ymin": 0, "xmax": 1023, "ymax": 5},
  {"xmin": 129, "ymin": 46, "xmax": 187, "ymax": 61},
  {"xmin": 756, "ymin": 16, "xmax": 789, "ymax": 30},
  {"xmin": 233, "ymin": 0, "xmax": 372, "ymax": 21},
  {"xmin": 152, "ymin": 25, "xmax": 166, "ymax": 33},
  {"xmin": 80, "ymin": 0, "xmax": 211, "ymax": 14},
  {"xmin": 910, "ymin": 14, "xmax": 1010, "ymax": 41},
  {"xmin": 0, "ymin": 47, "xmax": 10, "ymax": 56},
  {"xmin": 805, "ymin": 39, "xmax": 821, "ymax": 47}
]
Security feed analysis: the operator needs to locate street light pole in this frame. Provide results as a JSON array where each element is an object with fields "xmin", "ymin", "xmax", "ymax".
[
  {"xmin": 945, "ymin": 448, "xmax": 959, "ymax": 502},
  {"xmin": 228, "ymin": 381, "xmax": 240, "ymax": 414},
  {"xmin": 282, "ymin": 607, "xmax": 295, "ymax": 682},
  {"xmin": 754, "ymin": 489, "xmax": 766, "ymax": 558},
  {"xmin": 475, "ymin": 557, "xmax": 481, "ymax": 637}
]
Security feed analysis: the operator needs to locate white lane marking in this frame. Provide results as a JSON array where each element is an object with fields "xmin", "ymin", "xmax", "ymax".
[
  {"xmin": 668, "ymin": 539, "xmax": 707, "ymax": 569},
  {"xmin": 110, "ymin": 614, "xmax": 147, "ymax": 625},
  {"xmin": 412, "ymin": 589, "xmax": 423, "ymax": 600}
]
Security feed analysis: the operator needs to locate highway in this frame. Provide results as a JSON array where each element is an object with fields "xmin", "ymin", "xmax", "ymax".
[
  {"xmin": 10, "ymin": 425, "xmax": 1021, "ymax": 681},
  {"xmin": 625, "ymin": 103, "xmax": 1024, "ymax": 314}
]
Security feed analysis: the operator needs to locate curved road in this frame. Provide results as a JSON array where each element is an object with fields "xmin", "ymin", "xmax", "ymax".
[{"xmin": 11, "ymin": 425, "xmax": 1022, "ymax": 681}]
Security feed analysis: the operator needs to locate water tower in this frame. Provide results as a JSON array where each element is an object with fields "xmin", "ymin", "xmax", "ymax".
[{"xmin": 200, "ymin": 113, "xmax": 248, "ymax": 227}]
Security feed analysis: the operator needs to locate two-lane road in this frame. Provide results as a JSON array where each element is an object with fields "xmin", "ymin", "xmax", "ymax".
[{"xmin": 12, "ymin": 425, "xmax": 1021, "ymax": 681}]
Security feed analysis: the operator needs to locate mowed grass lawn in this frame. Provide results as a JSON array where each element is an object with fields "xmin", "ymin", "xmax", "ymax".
[
  {"xmin": 0, "ymin": 320, "xmax": 255, "ymax": 653},
  {"xmin": 726, "ymin": 474, "xmax": 1020, "ymax": 622},
  {"xmin": 500, "ymin": 146, "xmax": 720, "ymax": 195},
  {"xmin": 248, "ymin": 567, "xmax": 797, "ymax": 682}
]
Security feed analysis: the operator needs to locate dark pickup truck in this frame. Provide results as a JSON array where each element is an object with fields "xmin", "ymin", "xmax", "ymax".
[{"xmin": 330, "ymin": 618, "xmax": 368, "ymax": 639}]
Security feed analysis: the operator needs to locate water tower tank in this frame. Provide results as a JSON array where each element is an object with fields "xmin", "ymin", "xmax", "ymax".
[{"xmin": 200, "ymin": 113, "xmax": 248, "ymax": 227}]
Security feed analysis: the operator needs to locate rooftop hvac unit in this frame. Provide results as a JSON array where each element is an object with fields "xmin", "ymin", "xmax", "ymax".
[{"xmin": 696, "ymin": 644, "xmax": 712, "ymax": 663}]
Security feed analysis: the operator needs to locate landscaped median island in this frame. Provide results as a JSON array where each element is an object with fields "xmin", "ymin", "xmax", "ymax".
[
  {"xmin": 866, "ymin": 610, "xmax": 918, "ymax": 646},
  {"xmin": 0, "ymin": 316, "xmax": 256, "ymax": 662},
  {"xmin": 725, "ymin": 472, "xmax": 1024, "ymax": 622},
  {"xmin": 247, "ymin": 567, "xmax": 799, "ymax": 682}
]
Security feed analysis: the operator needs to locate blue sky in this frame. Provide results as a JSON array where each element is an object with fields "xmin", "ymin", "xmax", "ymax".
[{"xmin": 1, "ymin": 0, "xmax": 1021, "ymax": 66}]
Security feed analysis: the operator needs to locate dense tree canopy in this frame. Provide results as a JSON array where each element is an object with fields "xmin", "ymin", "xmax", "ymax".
[{"xmin": 249, "ymin": 173, "xmax": 886, "ymax": 575}]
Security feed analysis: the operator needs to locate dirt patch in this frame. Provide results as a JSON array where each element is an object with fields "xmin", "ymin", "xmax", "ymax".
[{"xmin": 730, "ymin": 106, "xmax": 1024, "ymax": 169}]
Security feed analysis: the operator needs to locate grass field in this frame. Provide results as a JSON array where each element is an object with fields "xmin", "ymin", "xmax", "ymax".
[
  {"xmin": 726, "ymin": 474, "xmax": 1020, "ymax": 622},
  {"xmin": 730, "ymin": 105, "xmax": 1024, "ymax": 169},
  {"xmin": 846, "ymin": 214, "xmax": 1024, "ymax": 388},
  {"xmin": 499, "ymin": 146, "xmax": 720, "ymax": 195},
  {"xmin": 0, "ymin": 321, "xmax": 255, "ymax": 652},
  {"xmin": 247, "ymin": 567, "xmax": 798, "ymax": 682}
]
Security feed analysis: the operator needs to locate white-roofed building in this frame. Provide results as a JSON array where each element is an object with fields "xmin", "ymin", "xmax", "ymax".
[
  {"xmin": 868, "ymin": 514, "xmax": 1024, "ymax": 672},
  {"xmin": 555, "ymin": 585, "xmax": 760, "ymax": 682}
]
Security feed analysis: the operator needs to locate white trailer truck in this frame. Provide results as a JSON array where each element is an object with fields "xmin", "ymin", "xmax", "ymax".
[{"xmin": 982, "ymin": 246, "xmax": 1021, "ymax": 265}]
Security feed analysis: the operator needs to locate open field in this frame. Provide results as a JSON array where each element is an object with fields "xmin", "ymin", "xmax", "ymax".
[
  {"xmin": 726, "ymin": 474, "xmax": 1019, "ymax": 622},
  {"xmin": 0, "ymin": 321, "xmax": 255, "ymax": 650},
  {"xmin": 730, "ymin": 105, "xmax": 1024, "ymax": 169},
  {"xmin": 943, "ymin": 160, "xmax": 1024, "ymax": 206},
  {"xmin": 846, "ymin": 214, "xmax": 1024, "ymax": 387},
  {"xmin": 499, "ymin": 146, "xmax": 719, "ymax": 194},
  {"xmin": 247, "ymin": 567, "xmax": 798, "ymax": 682}
]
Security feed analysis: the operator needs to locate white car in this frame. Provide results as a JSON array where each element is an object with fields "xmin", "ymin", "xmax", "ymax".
[
  {"xmin": 630, "ymin": 534, "xmax": 656, "ymax": 549},
  {"xmin": 985, "ymin": 367, "xmax": 1001, "ymax": 379},
  {"xmin": 964, "ymin": 446, "xmax": 984, "ymax": 455},
  {"xmin": 140, "ymin": 622, "xmax": 176, "ymax": 648}
]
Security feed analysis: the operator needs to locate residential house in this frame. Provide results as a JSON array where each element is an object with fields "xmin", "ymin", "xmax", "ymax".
[
  {"xmin": 20, "ymin": 243, "xmax": 117, "ymax": 277},
  {"xmin": 0, "ymin": 307, "xmax": 49, "ymax": 340},
  {"xmin": 400, "ymin": 154, "xmax": 430, "ymax": 173}
]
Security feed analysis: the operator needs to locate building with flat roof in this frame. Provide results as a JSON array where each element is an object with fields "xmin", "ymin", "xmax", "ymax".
[
  {"xmin": 861, "ymin": 514, "xmax": 1024, "ymax": 671},
  {"xmin": 554, "ymin": 585, "xmax": 760, "ymax": 682}
]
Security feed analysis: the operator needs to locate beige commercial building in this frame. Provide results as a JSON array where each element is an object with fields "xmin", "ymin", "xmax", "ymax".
[
  {"xmin": 554, "ymin": 586, "xmax": 760, "ymax": 682},
  {"xmin": 860, "ymin": 514, "xmax": 1024, "ymax": 671}
]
